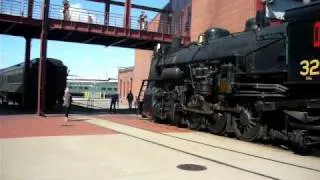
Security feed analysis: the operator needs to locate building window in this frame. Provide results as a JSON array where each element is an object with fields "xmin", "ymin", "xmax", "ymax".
[
  {"xmin": 101, "ymin": 87, "xmax": 106, "ymax": 91},
  {"xmin": 84, "ymin": 87, "xmax": 89, "ymax": 90},
  {"xmin": 127, "ymin": 81, "xmax": 130, "ymax": 93},
  {"xmin": 120, "ymin": 79, "xmax": 122, "ymax": 97},
  {"xmin": 114, "ymin": 88, "xmax": 117, "ymax": 91},
  {"xmin": 123, "ymin": 81, "xmax": 126, "ymax": 97},
  {"xmin": 107, "ymin": 87, "xmax": 112, "ymax": 91}
]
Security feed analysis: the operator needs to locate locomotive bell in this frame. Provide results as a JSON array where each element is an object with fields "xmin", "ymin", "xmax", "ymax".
[
  {"xmin": 203, "ymin": 28, "xmax": 230, "ymax": 42},
  {"xmin": 245, "ymin": 18, "xmax": 258, "ymax": 31}
]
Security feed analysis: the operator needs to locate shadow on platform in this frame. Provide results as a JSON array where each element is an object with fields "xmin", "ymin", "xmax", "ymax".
[
  {"xmin": 0, "ymin": 104, "xmax": 34, "ymax": 115},
  {"xmin": 69, "ymin": 104, "xmax": 138, "ymax": 115},
  {"xmin": 0, "ymin": 104, "xmax": 138, "ymax": 116}
]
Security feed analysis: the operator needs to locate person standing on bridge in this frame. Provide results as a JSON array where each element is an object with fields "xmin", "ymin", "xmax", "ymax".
[
  {"xmin": 63, "ymin": 87, "xmax": 72, "ymax": 121},
  {"xmin": 88, "ymin": 15, "xmax": 93, "ymax": 24},
  {"xmin": 63, "ymin": 0, "xmax": 70, "ymax": 21},
  {"xmin": 138, "ymin": 11, "xmax": 148, "ymax": 31}
]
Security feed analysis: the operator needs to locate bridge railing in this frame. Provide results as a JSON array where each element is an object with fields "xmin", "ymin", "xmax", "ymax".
[{"xmin": 0, "ymin": 0, "xmax": 189, "ymax": 37}]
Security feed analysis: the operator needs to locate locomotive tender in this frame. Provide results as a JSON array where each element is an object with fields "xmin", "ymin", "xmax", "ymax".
[
  {"xmin": 0, "ymin": 58, "xmax": 67, "ymax": 109},
  {"xmin": 142, "ymin": 2, "xmax": 320, "ymax": 152}
]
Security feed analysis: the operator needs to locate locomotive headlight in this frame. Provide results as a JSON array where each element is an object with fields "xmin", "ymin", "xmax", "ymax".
[{"xmin": 156, "ymin": 43, "xmax": 161, "ymax": 52}]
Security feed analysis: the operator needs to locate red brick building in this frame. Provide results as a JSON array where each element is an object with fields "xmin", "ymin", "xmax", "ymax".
[
  {"xmin": 119, "ymin": 0, "xmax": 259, "ymax": 100},
  {"xmin": 191, "ymin": 0, "xmax": 257, "ymax": 40},
  {"xmin": 118, "ymin": 67, "xmax": 134, "ymax": 103}
]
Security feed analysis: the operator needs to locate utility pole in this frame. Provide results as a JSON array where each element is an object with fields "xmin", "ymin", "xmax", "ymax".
[{"xmin": 37, "ymin": 0, "xmax": 50, "ymax": 116}]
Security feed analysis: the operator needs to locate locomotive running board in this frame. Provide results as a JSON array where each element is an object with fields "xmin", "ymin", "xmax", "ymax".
[{"xmin": 284, "ymin": 110, "xmax": 320, "ymax": 124}]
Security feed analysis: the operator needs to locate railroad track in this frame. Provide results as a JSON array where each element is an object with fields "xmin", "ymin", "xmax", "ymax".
[{"xmin": 81, "ymin": 115, "xmax": 320, "ymax": 180}]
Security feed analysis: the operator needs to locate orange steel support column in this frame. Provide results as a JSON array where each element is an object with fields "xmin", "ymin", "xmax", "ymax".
[
  {"xmin": 27, "ymin": 0, "xmax": 34, "ymax": 18},
  {"xmin": 37, "ymin": 0, "xmax": 50, "ymax": 116},
  {"xmin": 124, "ymin": 0, "xmax": 131, "ymax": 29},
  {"xmin": 23, "ymin": 36, "xmax": 31, "ymax": 108},
  {"xmin": 104, "ymin": 0, "xmax": 110, "ymax": 25}
]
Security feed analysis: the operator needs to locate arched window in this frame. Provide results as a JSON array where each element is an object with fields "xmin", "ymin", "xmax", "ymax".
[
  {"xmin": 123, "ymin": 80, "xmax": 126, "ymax": 98},
  {"xmin": 120, "ymin": 79, "xmax": 122, "ymax": 97},
  {"xmin": 130, "ymin": 78, "xmax": 133, "ymax": 92}
]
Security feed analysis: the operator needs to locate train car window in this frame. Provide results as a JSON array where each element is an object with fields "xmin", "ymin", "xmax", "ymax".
[
  {"xmin": 101, "ymin": 88, "xmax": 106, "ymax": 91},
  {"xmin": 7, "ymin": 74, "xmax": 23, "ymax": 83}
]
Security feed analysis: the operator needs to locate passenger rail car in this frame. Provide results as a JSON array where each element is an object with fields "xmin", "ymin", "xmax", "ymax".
[
  {"xmin": 142, "ymin": 2, "xmax": 320, "ymax": 152},
  {"xmin": 0, "ymin": 58, "xmax": 67, "ymax": 109}
]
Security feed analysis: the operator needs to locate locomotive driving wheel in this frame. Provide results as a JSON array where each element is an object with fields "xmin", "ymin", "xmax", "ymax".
[
  {"xmin": 232, "ymin": 106, "xmax": 265, "ymax": 141},
  {"xmin": 207, "ymin": 112, "xmax": 230, "ymax": 135},
  {"xmin": 186, "ymin": 114, "xmax": 203, "ymax": 130},
  {"xmin": 170, "ymin": 103, "xmax": 183, "ymax": 127}
]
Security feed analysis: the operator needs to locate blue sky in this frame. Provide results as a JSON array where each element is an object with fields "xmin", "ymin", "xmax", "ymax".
[{"xmin": 0, "ymin": 0, "xmax": 169, "ymax": 79}]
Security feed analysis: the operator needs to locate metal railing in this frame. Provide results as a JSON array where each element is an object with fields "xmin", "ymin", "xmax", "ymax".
[{"xmin": 0, "ymin": 0, "xmax": 189, "ymax": 36}]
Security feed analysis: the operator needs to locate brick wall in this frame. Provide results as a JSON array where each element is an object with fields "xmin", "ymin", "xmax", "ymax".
[
  {"xmin": 118, "ymin": 67, "xmax": 134, "ymax": 103},
  {"xmin": 132, "ymin": 50, "xmax": 153, "ymax": 99},
  {"xmin": 191, "ymin": 0, "xmax": 257, "ymax": 41}
]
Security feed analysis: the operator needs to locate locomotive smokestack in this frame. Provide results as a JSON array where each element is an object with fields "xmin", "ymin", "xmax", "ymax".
[{"xmin": 256, "ymin": 0, "xmax": 267, "ymax": 28}]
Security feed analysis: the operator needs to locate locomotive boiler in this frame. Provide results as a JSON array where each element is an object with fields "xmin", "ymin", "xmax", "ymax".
[
  {"xmin": 141, "ymin": 2, "xmax": 320, "ymax": 152},
  {"xmin": 0, "ymin": 58, "xmax": 68, "ymax": 110}
]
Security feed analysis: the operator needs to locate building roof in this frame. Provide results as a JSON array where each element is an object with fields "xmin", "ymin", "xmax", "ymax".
[
  {"xmin": 67, "ymin": 78, "xmax": 117, "ymax": 83},
  {"xmin": 118, "ymin": 66, "xmax": 134, "ymax": 73}
]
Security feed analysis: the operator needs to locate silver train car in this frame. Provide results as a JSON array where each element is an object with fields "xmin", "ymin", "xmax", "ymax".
[{"xmin": 0, "ymin": 58, "xmax": 68, "ymax": 109}]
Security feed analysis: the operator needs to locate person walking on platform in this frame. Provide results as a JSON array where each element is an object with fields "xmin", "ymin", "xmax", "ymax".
[
  {"xmin": 127, "ymin": 91, "xmax": 134, "ymax": 109},
  {"xmin": 63, "ymin": 87, "xmax": 72, "ymax": 121},
  {"xmin": 110, "ymin": 93, "xmax": 119, "ymax": 113}
]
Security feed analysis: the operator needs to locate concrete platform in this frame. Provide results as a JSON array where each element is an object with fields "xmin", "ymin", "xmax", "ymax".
[{"xmin": 1, "ymin": 114, "xmax": 320, "ymax": 180}]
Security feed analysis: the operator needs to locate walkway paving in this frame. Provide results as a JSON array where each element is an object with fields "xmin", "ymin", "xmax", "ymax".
[
  {"xmin": 1, "ymin": 114, "xmax": 320, "ymax": 180},
  {"xmin": 0, "ymin": 115, "xmax": 116, "ymax": 138},
  {"xmin": 96, "ymin": 114, "xmax": 190, "ymax": 133}
]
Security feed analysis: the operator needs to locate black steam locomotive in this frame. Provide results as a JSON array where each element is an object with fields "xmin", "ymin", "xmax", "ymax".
[
  {"xmin": 0, "ymin": 58, "xmax": 67, "ymax": 110},
  {"xmin": 141, "ymin": 2, "xmax": 320, "ymax": 152}
]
